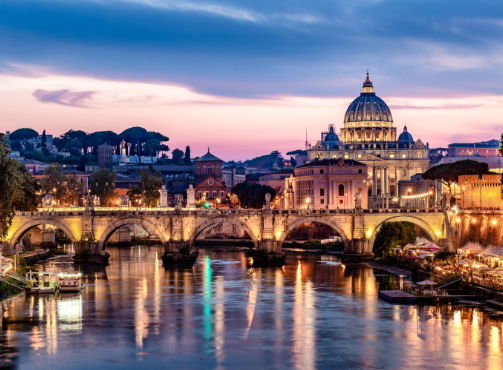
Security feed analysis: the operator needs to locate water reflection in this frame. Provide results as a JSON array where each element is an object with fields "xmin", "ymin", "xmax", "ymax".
[{"xmin": 0, "ymin": 246, "xmax": 501, "ymax": 369}]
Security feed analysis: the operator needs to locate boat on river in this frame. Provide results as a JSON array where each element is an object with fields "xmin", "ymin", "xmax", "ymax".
[
  {"xmin": 26, "ymin": 272, "xmax": 56, "ymax": 294},
  {"xmin": 56, "ymin": 264, "xmax": 83, "ymax": 293}
]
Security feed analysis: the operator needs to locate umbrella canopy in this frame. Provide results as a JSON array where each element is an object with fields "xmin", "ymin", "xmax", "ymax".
[
  {"xmin": 480, "ymin": 246, "xmax": 503, "ymax": 257},
  {"xmin": 423, "ymin": 242, "xmax": 442, "ymax": 251},
  {"xmin": 415, "ymin": 237, "xmax": 431, "ymax": 246},
  {"xmin": 456, "ymin": 258, "xmax": 475, "ymax": 266},
  {"xmin": 458, "ymin": 242, "xmax": 484, "ymax": 253},
  {"xmin": 404, "ymin": 244, "xmax": 418, "ymax": 250},
  {"xmin": 475, "ymin": 266, "xmax": 493, "ymax": 272},
  {"xmin": 417, "ymin": 280, "xmax": 437, "ymax": 285}
]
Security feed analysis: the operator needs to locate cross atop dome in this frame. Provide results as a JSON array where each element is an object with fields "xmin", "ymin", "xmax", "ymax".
[{"xmin": 362, "ymin": 71, "xmax": 374, "ymax": 93}]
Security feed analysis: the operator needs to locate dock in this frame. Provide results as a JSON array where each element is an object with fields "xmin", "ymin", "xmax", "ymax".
[{"xmin": 378, "ymin": 290, "xmax": 416, "ymax": 303}]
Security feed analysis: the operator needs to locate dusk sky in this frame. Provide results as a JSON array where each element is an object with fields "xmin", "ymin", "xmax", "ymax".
[{"xmin": 1, "ymin": 0, "xmax": 502, "ymax": 160}]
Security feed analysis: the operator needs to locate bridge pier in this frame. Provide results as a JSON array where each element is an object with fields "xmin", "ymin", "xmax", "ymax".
[
  {"xmin": 258, "ymin": 239, "xmax": 280, "ymax": 253},
  {"xmin": 164, "ymin": 241, "xmax": 189, "ymax": 253}
]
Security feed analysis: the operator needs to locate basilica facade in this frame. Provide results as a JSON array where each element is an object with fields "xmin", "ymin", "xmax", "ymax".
[{"xmin": 307, "ymin": 73, "xmax": 430, "ymax": 203}]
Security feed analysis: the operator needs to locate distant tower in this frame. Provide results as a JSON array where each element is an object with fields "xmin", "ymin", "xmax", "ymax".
[{"xmin": 305, "ymin": 128, "xmax": 308, "ymax": 150}]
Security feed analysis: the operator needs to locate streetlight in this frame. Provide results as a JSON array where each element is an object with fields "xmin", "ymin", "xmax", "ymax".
[
  {"xmin": 407, "ymin": 188, "xmax": 411, "ymax": 209},
  {"xmin": 344, "ymin": 193, "xmax": 348, "ymax": 210},
  {"xmin": 216, "ymin": 198, "xmax": 220, "ymax": 209},
  {"xmin": 306, "ymin": 197, "xmax": 311, "ymax": 209}
]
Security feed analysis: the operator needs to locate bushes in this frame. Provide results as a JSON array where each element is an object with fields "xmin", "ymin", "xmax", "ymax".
[{"xmin": 373, "ymin": 222, "xmax": 417, "ymax": 259}]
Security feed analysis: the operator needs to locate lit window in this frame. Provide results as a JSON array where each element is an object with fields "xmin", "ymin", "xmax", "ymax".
[
  {"xmin": 344, "ymin": 154, "xmax": 349, "ymax": 159},
  {"xmin": 402, "ymin": 154, "xmax": 406, "ymax": 158},
  {"xmin": 390, "ymin": 153, "xmax": 395, "ymax": 158},
  {"xmin": 416, "ymin": 152, "xmax": 422, "ymax": 158},
  {"xmin": 357, "ymin": 154, "xmax": 362, "ymax": 158}
]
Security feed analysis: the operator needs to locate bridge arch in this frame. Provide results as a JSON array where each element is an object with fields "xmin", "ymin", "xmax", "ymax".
[
  {"xmin": 278, "ymin": 216, "xmax": 350, "ymax": 249},
  {"xmin": 367, "ymin": 215, "xmax": 440, "ymax": 253},
  {"xmin": 188, "ymin": 218, "xmax": 259, "ymax": 248},
  {"xmin": 97, "ymin": 218, "xmax": 167, "ymax": 251},
  {"xmin": 8, "ymin": 219, "xmax": 77, "ymax": 250}
]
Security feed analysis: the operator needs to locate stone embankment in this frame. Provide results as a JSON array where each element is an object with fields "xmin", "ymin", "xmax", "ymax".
[
  {"xmin": 366, "ymin": 261, "xmax": 412, "ymax": 277},
  {"xmin": 21, "ymin": 249, "xmax": 51, "ymax": 264}
]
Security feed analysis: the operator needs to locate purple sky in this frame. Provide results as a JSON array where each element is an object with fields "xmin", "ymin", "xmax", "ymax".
[{"xmin": 1, "ymin": 0, "xmax": 502, "ymax": 160}]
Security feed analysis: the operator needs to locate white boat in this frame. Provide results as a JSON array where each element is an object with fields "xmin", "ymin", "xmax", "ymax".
[
  {"xmin": 26, "ymin": 271, "xmax": 56, "ymax": 294},
  {"xmin": 57, "ymin": 264, "xmax": 83, "ymax": 293}
]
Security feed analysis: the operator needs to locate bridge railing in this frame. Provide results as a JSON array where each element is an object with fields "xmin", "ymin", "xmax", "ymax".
[{"xmin": 17, "ymin": 206, "xmax": 448, "ymax": 218}]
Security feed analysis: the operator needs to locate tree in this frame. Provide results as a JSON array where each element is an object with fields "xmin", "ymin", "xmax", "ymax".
[
  {"xmin": 40, "ymin": 164, "xmax": 67, "ymax": 203},
  {"xmin": 24, "ymin": 150, "xmax": 48, "ymax": 162},
  {"xmin": 290, "ymin": 156, "xmax": 297, "ymax": 167},
  {"xmin": 127, "ymin": 170, "xmax": 164, "ymax": 207},
  {"xmin": 423, "ymin": 160, "xmax": 490, "ymax": 194},
  {"xmin": 0, "ymin": 134, "xmax": 20, "ymax": 241},
  {"xmin": 12, "ymin": 163, "xmax": 41, "ymax": 211},
  {"xmin": 9, "ymin": 128, "xmax": 38, "ymax": 147},
  {"xmin": 60, "ymin": 174, "xmax": 83, "ymax": 206},
  {"xmin": 230, "ymin": 182, "xmax": 276, "ymax": 208},
  {"xmin": 78, "ymin": 155, "xmax": 88, "ymax": 172},
  {"xmin": 373, "ymin": 222, "xmax": 417, "ymax": 258},
  {"xmin": 39, "ymin": 164, "xmax": 82, "ymax": 206},
  {"xmin": 172, "ymin": 148, "xmax": 184, "ymax": 164},
  {"xmin": 41, "ymin": 130, "xmax": 47, "ymax": 147},
  {"xmin": 121, "ymin": 127, "xmax": 148, "ymax": 162},
  {"xmin": 184, "ymin": 146, "xmax": 191, "ymax": 165},
  {"xmin": 90, "ymin": 169, "xmax": 117, "ymax": 206}
]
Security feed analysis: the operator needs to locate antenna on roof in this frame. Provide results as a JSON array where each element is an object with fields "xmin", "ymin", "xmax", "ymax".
[{"xmin": 305, "ymin": 128, "xmax": 308, "ymax": 150}]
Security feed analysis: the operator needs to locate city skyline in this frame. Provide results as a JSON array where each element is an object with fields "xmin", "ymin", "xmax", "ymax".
[{"xmin": 1, "ymin": 0, "xmax": 503, "ymax": 160}]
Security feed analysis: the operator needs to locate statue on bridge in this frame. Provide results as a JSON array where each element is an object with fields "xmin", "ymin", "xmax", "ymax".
[
  {"xmin": 355, "ymin": 192, "xmax": 362, "ymax": 209},
  {"xmin": 174, "ymin": 194, "xmax": 184, "ymax": 211},
  {"xmin": 118, "ymin": 195, "xmax": 129, "ymax": 207},
  {"xmin": 42, "ymin": 194, "xmax": 54, "ymax": 208},
  {"xmin": 265, "ymin": 193, "xmax": 271, "ymax": 210}
]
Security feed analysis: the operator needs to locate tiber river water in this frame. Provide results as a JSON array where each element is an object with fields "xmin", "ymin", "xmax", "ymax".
[{"xmin": 0, "ymin": 245, "xmax": 502, "ymax": 370}]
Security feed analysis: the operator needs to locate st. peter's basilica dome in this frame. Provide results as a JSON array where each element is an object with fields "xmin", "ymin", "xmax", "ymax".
[{"xmin": 343, "ymin": 73, "xmax": 393, "ymax": 124}]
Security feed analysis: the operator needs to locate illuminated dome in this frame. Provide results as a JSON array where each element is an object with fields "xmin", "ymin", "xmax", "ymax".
[
  {"xmin": 398, "ymin": 125, "xmax": 414, "ymax": 142},
  {"xmin": 322, "ymin": 125, "xmax": 339, "ymax": 142},
  {"xmin": 343, "ymin": 73, "xmax": 393, "ymax": 124}
]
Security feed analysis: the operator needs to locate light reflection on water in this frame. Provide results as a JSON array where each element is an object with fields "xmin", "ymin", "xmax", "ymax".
[{"xmin": 0, "ymin": 245, "xmax": 502, "ymax": 369}]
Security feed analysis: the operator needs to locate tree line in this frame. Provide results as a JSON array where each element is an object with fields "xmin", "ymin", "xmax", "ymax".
[{"xmin": 7, "ymin": 127, "xmax": 197, "ymax": 168}]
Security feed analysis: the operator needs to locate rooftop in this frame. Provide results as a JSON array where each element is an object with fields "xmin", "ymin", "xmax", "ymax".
[
  {"xmin": 297, "ymin": 159, "xmax": 366, "ymax": 168},
  {"xmin": 195, "ymin": 148, "xmax": 223, "ymax": 162}
]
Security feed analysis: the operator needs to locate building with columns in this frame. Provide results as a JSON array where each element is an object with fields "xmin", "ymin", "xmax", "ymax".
[
  {"xmin": 283, "ymin": 158, "xmax": 368, "ymax": 210},
  {"xmin": 308, "ymin": 73, "xmax": 430, "ymax": 207}
]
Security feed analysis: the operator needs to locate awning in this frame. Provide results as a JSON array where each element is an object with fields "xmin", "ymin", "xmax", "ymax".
[
  {"xmin": 458, "ymin": 242, "xmax": 485, "ymax": 253},
  {"xmin": 479, "ymin": 246, "xmax": 503, "ymax": 257},
  {"xmin": 456, "ymin": 258, "xmax": 475, "ymax": 266},
  {"xmin": 417, "ymin": 280, "xmax": 437, "ymax": 285}
]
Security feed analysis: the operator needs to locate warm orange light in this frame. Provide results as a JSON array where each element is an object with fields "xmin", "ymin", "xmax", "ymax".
[
  {"xmin": 472, "ymin": 219, "xmax": 476, "ymax": 223},
  {"xmin": 492, "ymin": 220, "xmax": 497, "ymax": 225}
]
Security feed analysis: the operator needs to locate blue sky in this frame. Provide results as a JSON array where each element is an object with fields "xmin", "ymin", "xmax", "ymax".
[{"xmin": 0, "ymin": 0, "xmax": 502, "ymax": 159}]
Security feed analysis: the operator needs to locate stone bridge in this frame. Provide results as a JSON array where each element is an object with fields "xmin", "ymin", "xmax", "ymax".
[{"xmin": 4, "ymin": 206, "xmax": 456, "ymax": 257}]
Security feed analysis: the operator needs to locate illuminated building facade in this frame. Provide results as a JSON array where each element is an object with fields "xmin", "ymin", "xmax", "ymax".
[{"xmin": 308, "ymin": 73, "xmax": 430, "ymax": 206}]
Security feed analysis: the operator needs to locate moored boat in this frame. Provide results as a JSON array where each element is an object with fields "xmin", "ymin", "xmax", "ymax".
[
  {"xmin": 26, "ymin": 272, "xmax": 56, "ymax": 294},
  {"xmin": 57, "ymin": 264, "xmax": 83, "ymax": 293}
]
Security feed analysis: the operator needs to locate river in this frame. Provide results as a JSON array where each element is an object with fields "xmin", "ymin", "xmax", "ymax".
[{"xmin": 0, "ymin": 245, "xmax": 502, "ymax": 369}]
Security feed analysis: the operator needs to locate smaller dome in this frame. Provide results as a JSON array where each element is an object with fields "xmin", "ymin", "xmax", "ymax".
[
  {"xmin": 322, "ymin": 125, "xmax": 340, "ymax": 142},
  {"xmin": 398, "ymin": 125, "xmax": 414, "ymax": 142}
]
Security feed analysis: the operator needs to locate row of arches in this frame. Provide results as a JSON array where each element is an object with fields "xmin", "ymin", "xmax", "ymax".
[{"xmin": 8, "ymin": 216, "xmax": 439, "ymax": 253}]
